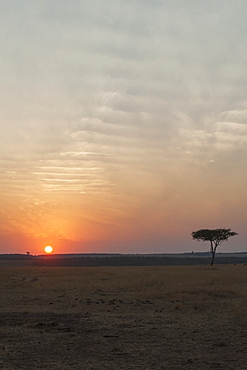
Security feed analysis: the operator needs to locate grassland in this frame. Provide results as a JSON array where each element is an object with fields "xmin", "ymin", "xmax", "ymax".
[{"xmin": 0, "ymin": 265, "xmax": 246, "ymax": 369}]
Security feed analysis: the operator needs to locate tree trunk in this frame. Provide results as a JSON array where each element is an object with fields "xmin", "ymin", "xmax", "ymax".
[
  {"xmin": 209, "ymin": 241, "xmax": 215, "ymax": 266},
  {"xmin": 210, "ymin": 244, "xmax": 218, "ymax": 266},
  {"xmin": 210, "ymin": 251, "xmax": 215, "ymax": 266}
]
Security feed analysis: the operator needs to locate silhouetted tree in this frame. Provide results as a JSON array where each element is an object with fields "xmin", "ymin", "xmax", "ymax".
[{"xmin": 191, "ymin": 228, "xmax": 238, "ymax": 266}]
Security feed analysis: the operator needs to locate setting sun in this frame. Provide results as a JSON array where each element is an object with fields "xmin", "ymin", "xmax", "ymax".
[{"xmin": 44, "ymin": 246, "xmax": 53, "ymax": 254}]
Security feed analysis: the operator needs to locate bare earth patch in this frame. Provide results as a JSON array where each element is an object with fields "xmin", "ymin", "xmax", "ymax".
[{"xmin": 0, "ymin": 265, "xmax": 246, "ymax": 369}]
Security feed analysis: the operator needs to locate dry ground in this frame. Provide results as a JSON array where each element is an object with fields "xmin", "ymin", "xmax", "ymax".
[{"xmin": 0, "ymin": 265, "xmax": 246, "ymax": 369}]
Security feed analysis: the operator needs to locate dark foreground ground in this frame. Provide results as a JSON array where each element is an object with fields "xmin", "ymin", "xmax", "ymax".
[{"xmin": 0, "ymin": 265, "xmax": 246, "ymax": 369}]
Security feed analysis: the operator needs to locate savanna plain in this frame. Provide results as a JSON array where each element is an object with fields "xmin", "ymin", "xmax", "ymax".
[{"xmin": 0, "ymin": 264, "xmax": 246, "ymax": 369}]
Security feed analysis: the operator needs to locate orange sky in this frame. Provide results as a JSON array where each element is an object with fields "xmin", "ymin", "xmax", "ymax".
[{"xmin": 0, "ymin": 1, "xmax": 246, "ymax": 254}]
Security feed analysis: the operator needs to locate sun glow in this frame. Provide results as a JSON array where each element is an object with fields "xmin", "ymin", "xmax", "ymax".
[{"xmin": 44, "ymin": 245, "xmax": 53, "ymax": 254}]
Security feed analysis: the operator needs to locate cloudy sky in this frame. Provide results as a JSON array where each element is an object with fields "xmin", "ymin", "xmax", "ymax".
[{"xmin": 0, "ymin": 0, "xmax": 246, "ymax": 254}]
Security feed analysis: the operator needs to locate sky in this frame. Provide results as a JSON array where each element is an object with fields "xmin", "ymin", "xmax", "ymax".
[{"xmin": 0, "ymin": 0, "xmax": 247, "ymax": 254}]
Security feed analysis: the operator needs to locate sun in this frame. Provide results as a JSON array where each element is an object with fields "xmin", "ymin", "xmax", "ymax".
[{"xmin": 44, "ymin": 245, "xmax": 53, "ymax": 254}]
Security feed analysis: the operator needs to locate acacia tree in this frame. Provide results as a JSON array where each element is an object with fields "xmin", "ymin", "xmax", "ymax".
[{"xmin": 191, "ymin": 228, "xmax": 238, "ymax": 266}]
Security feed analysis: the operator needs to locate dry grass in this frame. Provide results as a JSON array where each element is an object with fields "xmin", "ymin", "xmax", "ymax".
[{"xmin": 0, "ymin": 265, "xmax": 247, "ymax": 369}]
